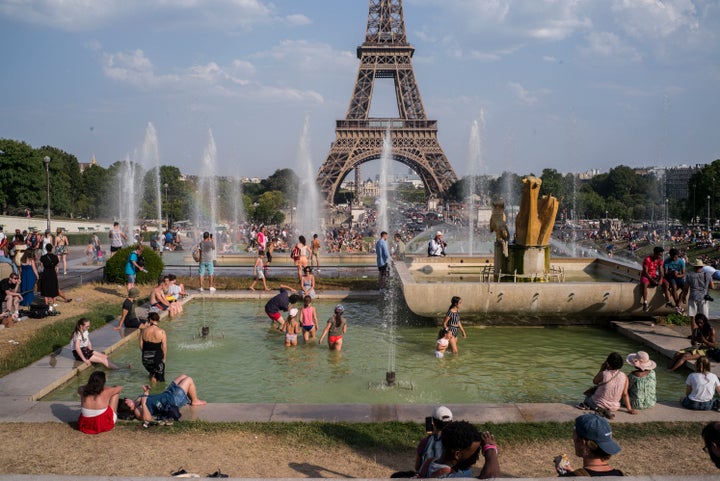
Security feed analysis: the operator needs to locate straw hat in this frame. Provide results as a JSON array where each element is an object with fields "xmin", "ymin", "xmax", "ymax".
[
  {"xmin": 692, "ymin": 258, "xmax": 705, "ymax": 268},
  {"xmin": 626, "ymin": 351, "xmax": 657, "ymax": 371}
]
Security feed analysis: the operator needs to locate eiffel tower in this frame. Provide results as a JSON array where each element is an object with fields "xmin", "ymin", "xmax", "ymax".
[{"xmin": 316, "ymin": 0, "xmax": 457, "ymax": 204}]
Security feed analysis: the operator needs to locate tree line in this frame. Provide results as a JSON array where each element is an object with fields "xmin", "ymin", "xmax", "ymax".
[{"xmin": 1, "ymin": 138, "xmax": 717, "ymax": 226}]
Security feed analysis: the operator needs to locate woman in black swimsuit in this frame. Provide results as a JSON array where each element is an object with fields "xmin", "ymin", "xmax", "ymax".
[{"xmin": 140, "ymin": 312, "xmax": 167, "ymax": 383}]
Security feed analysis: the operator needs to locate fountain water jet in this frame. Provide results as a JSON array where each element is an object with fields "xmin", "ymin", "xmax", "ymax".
[
  {"xmin": 295, "ymin": 116, "xmax": 323, "ymax": 238},
  {"xmin": 377, "ymin": 127, "xmax": 391, "ymax": 234},
  {"xmin": 196, "ymin": 129, "xmax": 218, "ymax": 239},
  {"xmin": 465, "ymin": 115, "xmax": 485, "ymax": 255},
  {"xmin": 141, "ymin": 122, "xmax": 162, "ymax": 232},
  {"xmin": 117, "ymin": 155, "xmax": 140, "ymax": 238}
]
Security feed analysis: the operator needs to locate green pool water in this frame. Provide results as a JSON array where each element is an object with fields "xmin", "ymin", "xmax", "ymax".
[{"xmin": 44, "ymin": 299, "xmax": 688, "ymax": 404}]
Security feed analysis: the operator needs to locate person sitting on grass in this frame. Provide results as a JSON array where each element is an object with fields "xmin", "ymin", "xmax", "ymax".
[
  {"xmin": 417, "ymin": 420, "xmax": 500, "ymax": 479},
  {"xmin": 123, "ymin": 374, "xmax": 206, "ymax": 423},
  {"xmin": 77, "ymin": 371, "xmax": 123, "ymax": 435},
  {"xmin": 702, "ymin": 421, "xmax": 720, "ymax": 469},
  {"xmin": 555, "ymin": 414, "xmax": 624, "ymax": 477}
]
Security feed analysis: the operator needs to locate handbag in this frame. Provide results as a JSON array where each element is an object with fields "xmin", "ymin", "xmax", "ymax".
[
  {"xmin": 583, "ymin": 386, "xmax": 597, "ymax": 397},
  {"xmin": 583, "ymin": 370, "xmax": 620, "ymax": 398}
]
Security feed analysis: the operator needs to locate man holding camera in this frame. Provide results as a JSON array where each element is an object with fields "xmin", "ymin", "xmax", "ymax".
[
  {"xmin": 390, "ymin": 405, "xmax": 455, "ymax": 478},
  {"xmin": 685, "ymin": 258, "xmax": 715, "ymax": 327},
  {"xmin": 428, "ymin": 231, "xmax": 447, "ymax": 257}
]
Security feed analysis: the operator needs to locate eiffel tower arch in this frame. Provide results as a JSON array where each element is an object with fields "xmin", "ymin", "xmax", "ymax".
[{"xmin": 316, "ymin": 0, "xmax": 458, "ymax": 204}]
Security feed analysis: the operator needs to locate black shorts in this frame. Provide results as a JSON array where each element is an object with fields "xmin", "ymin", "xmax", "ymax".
[
  {"xmin": 73, "ymin": 346, "xmax": 94, "ymax": 362},
  {"xmin": 110, "ymin": 246, "xmax": 122, "ymax": 252},
  {"xmin": 378, "ymin": 264, "xmax": 388, "ymax": 275}
]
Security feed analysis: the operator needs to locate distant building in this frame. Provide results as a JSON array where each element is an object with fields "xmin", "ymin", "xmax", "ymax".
[
  {"xmin": 665, "ymin": 164, "xmax": 703, "ymax": 200},
  {"xmin": 78, "ymin": 155, "xmax": 98, "ymax": 173}
]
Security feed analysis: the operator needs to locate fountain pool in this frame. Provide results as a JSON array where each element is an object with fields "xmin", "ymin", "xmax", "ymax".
[{"xmin": 44, "ymin": 299, "xmax": 688, "ymax": 404}]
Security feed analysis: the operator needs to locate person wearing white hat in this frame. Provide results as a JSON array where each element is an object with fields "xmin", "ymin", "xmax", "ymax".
[
  {"xmin": 282, "ymin": 307, "xmax": 300, "ymax": 347},
  {"xmin": 626, "ymin": 351, "xmax": 657, "ymax": 410},
  {"xmin": 428, "ymin": 231, "xmax": 447, "ymax": 257},
  {"xmin": 685, "ymin": 258, "xmax": 715, "ymax": 324}
]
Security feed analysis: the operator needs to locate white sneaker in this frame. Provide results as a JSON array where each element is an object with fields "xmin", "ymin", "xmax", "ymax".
[
  {"xmin": 53, "ymin": 303, "xmax": 58, "ymax": 308},
  {"xmin": 199, "ymin": 287, "xmax": 204, "ymax": 292},
  {"xmin": 209, "ymin": 287, "xmax": 216, "ymax": 292}
]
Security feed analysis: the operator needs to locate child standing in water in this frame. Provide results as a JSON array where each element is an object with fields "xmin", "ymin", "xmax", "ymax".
[
  {"xmin": 435, "ymin": 327, "xmax": 453, "ymax": 358},
  {"xmin": 319, "ymin": 304, "xmax": 347, "ymax": 351},
  {"xmin": 283, "ymin": 308, "xmax": 300, "ymax": 347},
  {"xmin": 300, "ymin": 295, "xmax": 319, "ymax": 343},
  {"xmin": 250, "ymin": 251, "xmax": 268, "ymax": 291}
]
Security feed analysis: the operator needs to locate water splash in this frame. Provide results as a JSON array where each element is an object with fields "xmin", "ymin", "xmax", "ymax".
[
  {"xmin": 377, "ymin": 127, "xmax": 391, "ymax": 234},
  {"xmin": 295, "ymin": 116, "xmax": 323, "ymax": 238}
]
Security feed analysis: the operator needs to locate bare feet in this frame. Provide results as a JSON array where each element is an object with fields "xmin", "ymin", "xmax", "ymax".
[
  {"xmin": 190, "ymin": 399, "xmax": 207, "ymax": 406},
  {"xmin": 250, "ymin": 287, "xmax": 255, "ymax": 291}
]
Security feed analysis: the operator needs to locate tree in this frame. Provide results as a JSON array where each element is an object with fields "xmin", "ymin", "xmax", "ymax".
[
  {"xmin": 252, "ymin": 191, "xmax": 286, "ymax": 224},
  {"xmin": 0, "ymin": 139, "xmax": 43, "ymax": 215},
  {"xmin": 78, "ymin": 163, "xmax": 110, "ymax": 219},
  {"xmin": 261, "ymin": 169, "xmax": 298, "ymax": 205}
]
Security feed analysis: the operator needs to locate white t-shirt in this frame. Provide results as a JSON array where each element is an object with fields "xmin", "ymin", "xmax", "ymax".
[
  {"xmin": 70, "ymin": 330, "xmax": 90, "ymax": 350},
  {"xmin": 686, "ymin": 372, "xmax": 720, "ymax": 402}
]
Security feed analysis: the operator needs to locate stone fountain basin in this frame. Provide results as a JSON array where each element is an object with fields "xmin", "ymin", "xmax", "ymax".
[{"xmin": 397, "ymin": 256, "xmax": 671, "ymax": 321}]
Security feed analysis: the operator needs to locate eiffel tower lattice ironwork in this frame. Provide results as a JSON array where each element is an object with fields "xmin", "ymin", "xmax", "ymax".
[{"xmin": 316, "ymin": 0, "xmax": 457, "ymax": 204}]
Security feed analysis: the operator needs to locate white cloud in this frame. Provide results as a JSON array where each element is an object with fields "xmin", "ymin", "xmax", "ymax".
[
  {"xmin": 409, "ymin": 0, "xmax": 592, "ymax": 42},
  {"xmin": 579, "ymin": 31, "xmax": 642, "ymax": 63},
  {"xmin": 508, "ymin": 82, "xmax": 539, "ymax": 105},
  {"xmin": 611, "ymin": 0, "xmax": 699, "ymax": 39},
  {"xmin": 259, "ymin": 40, "xmax": 356, "ymax": 74},
  {"xmin": 285, "ymin": 14, "xmax": 311, "ymax": 26},
  {"xmin": 100, "ymin": 47, "xmax": 322, "ymax": 103},
  {"xmin": 102, "ymin": 49, "xmax": 181, "ymax": 89},
  {"xmin": 0, "ymin": 0, "xmax": 275, "ymax": 31}
]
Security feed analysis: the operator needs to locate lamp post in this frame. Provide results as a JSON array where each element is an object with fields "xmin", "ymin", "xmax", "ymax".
[
  {"xmin": 693, "ymin": 184, "xmax": 696, "ymax": 225},
  {"xmin": 43, "ymin": 156, "xmax": 51, "ymax": 231},
  {"xmin": 664, "ymin": 198, "xmax": 669, "ymax": 242},
  {"xmin": 707, "ymin": 195, "xmax": 711, "ymax": 233},
  {"xmin": 164, "ymin": 183, "xmax": 169, "ymax": 231}
]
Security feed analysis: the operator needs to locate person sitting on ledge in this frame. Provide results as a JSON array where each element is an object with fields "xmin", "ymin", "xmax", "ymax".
[
  {"xmin": 77, "ymin": 371, "xmax": 123, "ymax": 435},
  {"xmin": 668, "ymin": 314, "xmax": 716, "ymax": 371},
  {"xmin": 681, "ymin": 356, "xmax": 720, "ymax": 411}
]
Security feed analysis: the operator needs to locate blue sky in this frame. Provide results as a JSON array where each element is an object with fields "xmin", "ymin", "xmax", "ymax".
[{"xmin": 1, "ymin": 0, "xmax": 719, "ymax": 180}]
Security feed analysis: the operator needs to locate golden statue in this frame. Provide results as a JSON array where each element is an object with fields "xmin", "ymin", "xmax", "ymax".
[
  {"xmin": 515, "ymin": 176, "xmax": 561, "ymax": 246},
  {"xmin": 489, "ymin": 198, "xmax": 510, "ymax": 256}
]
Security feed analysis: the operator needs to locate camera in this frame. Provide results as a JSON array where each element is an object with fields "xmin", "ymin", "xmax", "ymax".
[{"xmin": 704, "ymin": 294, "xmax": 714, "ymax": 302}]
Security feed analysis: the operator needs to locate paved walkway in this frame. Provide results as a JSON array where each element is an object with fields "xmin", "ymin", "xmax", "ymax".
[{"xmin": 0, "ymin": 290, "xmax": 719, "ymax": 480}]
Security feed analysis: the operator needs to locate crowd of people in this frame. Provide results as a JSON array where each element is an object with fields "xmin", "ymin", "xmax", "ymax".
[{"xmin": 0, "ymin": 227, "xmax": 73, "ymax": 328}]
